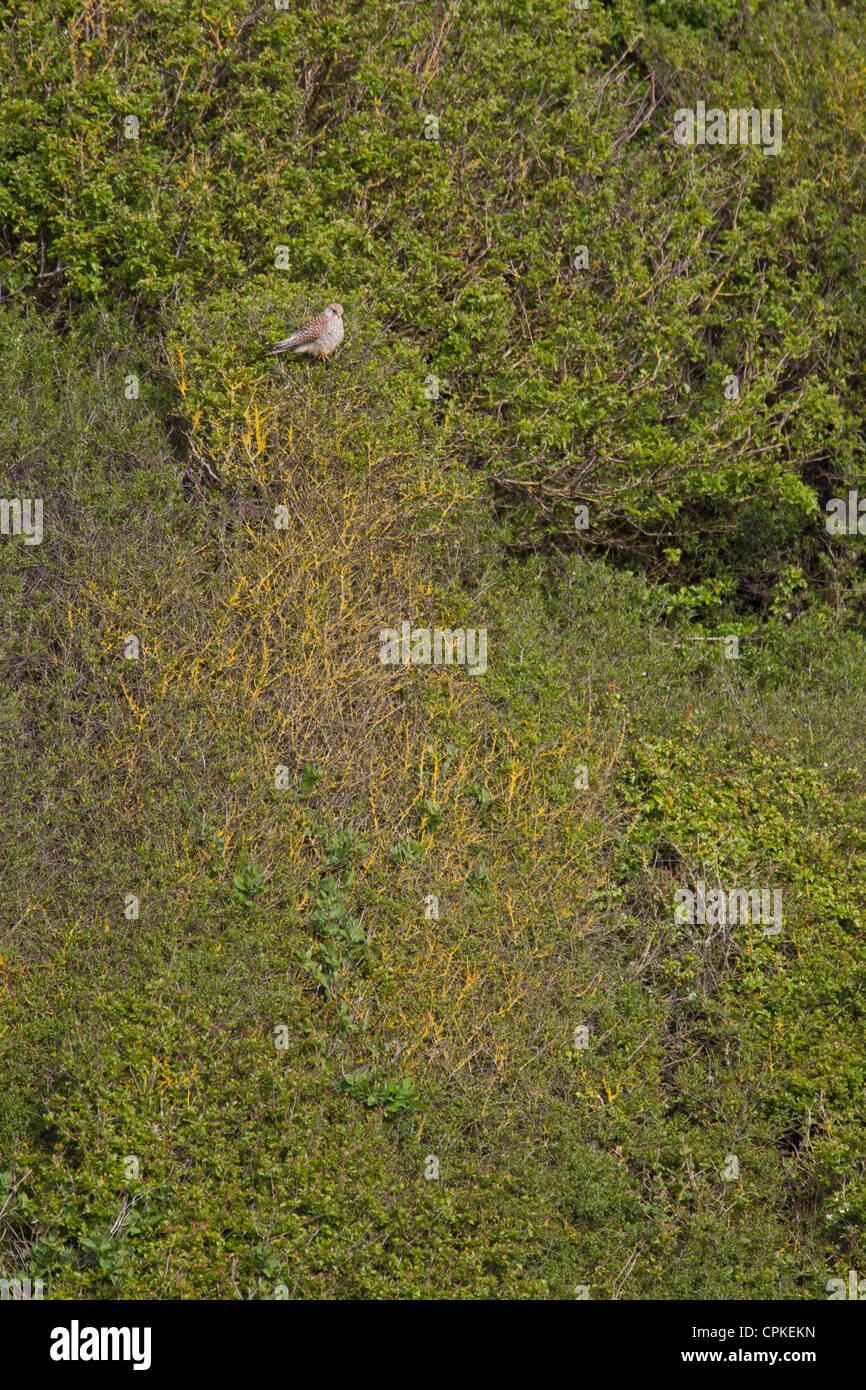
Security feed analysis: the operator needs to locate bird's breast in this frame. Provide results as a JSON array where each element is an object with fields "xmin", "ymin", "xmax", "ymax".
[{"xmin": 322, "ymin": 317, "xmax": 345, "ymax": 350}]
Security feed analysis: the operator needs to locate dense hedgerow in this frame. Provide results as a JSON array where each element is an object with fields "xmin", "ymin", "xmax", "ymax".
[
  {"xmin": 0, "ymin": 0, "xmax": 864, "ymax": 1299},
  {"xmin": 1, "ymin": 0, "xmax": 864, "ymax": 602}
]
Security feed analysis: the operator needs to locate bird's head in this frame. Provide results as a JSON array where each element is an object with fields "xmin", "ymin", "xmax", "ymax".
[{"xmin": 325, "ymin": 303, "xmax": 344, "ymax": 317}]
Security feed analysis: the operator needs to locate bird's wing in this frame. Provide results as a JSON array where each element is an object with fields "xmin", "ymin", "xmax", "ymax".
[{"xmin": 285, "ymin": 313, "xmax": 327, "ymax": 347}]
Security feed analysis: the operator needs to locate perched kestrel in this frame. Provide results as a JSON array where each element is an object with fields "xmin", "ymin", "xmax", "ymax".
[{"xmin": 266, "ymin": 303, "xmax": 345, "ymax": 361}]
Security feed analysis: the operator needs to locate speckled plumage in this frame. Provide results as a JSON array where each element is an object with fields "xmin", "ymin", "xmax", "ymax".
[{"xmin": 266, "ymin": 303, "xmax": 345, "ymax": 360}]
